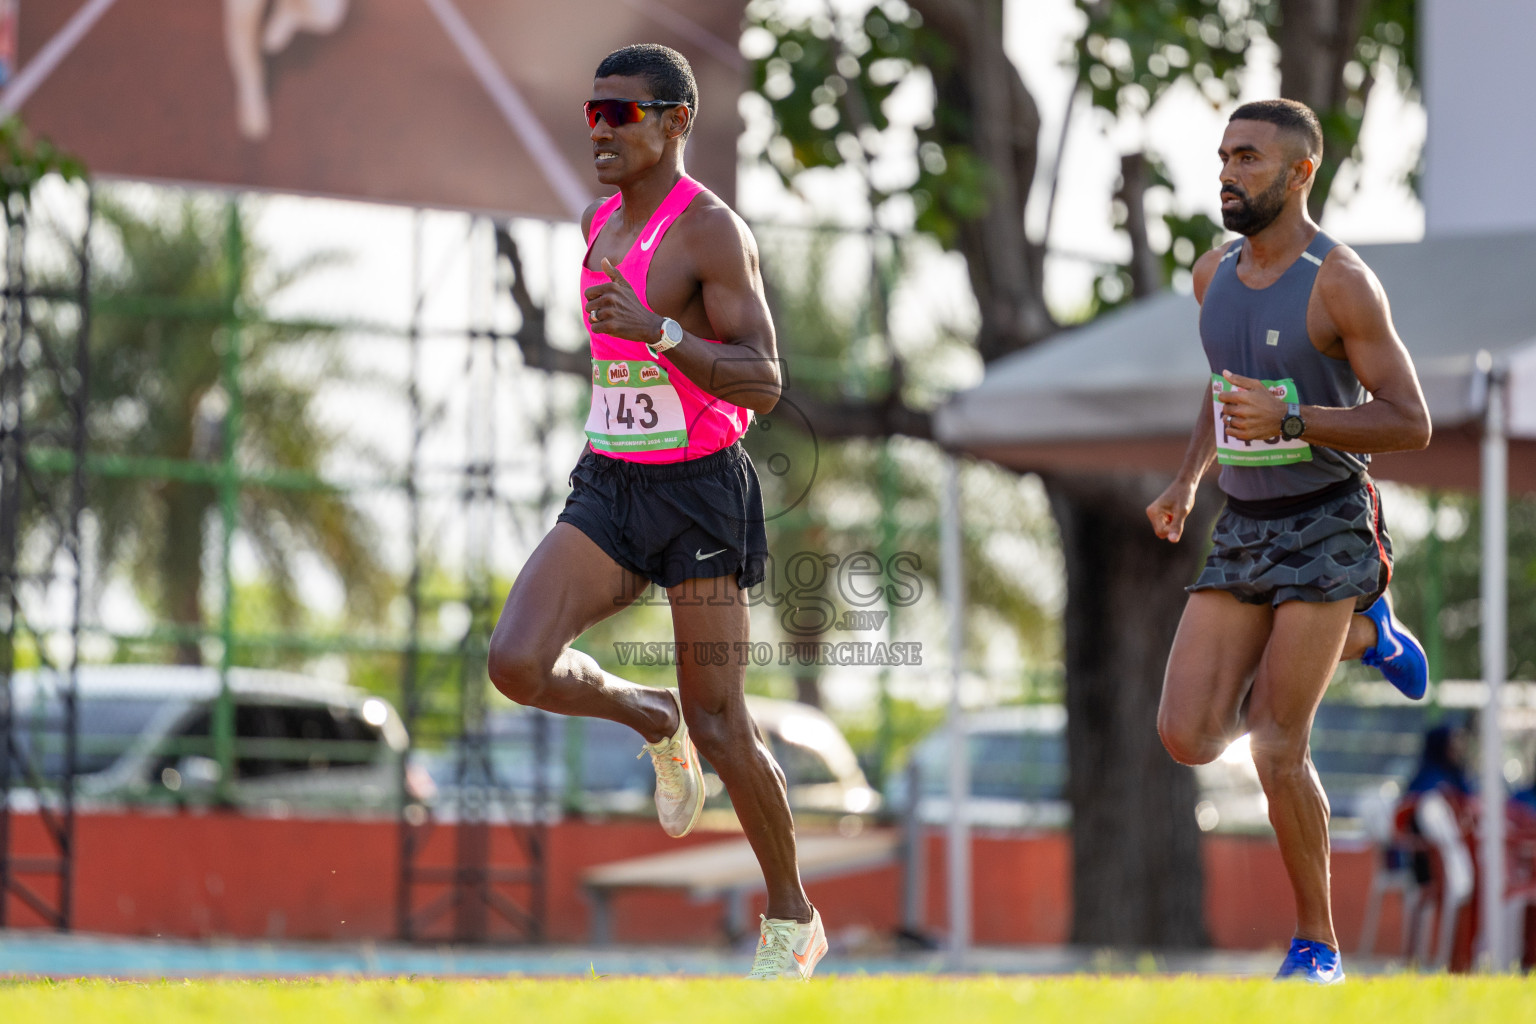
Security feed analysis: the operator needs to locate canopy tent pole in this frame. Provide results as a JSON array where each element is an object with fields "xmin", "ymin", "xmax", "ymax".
[
  {"xmin": 1478, "ymin": 354, "xmax": 1510, "ymax": 971},
  {"xmin": 941, "ymin": 454, "xmax": 970, "ymax": 966}
]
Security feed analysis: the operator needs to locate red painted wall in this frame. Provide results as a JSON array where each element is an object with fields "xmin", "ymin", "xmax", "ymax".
[{"xmin": 3, "ymin": 811, "xmax": 1399, "ymax": 951}]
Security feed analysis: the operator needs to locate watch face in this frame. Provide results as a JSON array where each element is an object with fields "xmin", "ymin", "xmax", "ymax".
[
  {"xmin": 1282, "ymin": 415, "xmax": 1304, "ymax": 439},
  {"xmin": 662, "ymin": 318, "xmax": 683, "ymax": 344}
]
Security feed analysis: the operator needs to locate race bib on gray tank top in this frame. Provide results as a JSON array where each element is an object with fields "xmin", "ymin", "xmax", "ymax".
[{"xmin": 1199, "ymin": 231, "xmax": 1368, "ymax": 501}]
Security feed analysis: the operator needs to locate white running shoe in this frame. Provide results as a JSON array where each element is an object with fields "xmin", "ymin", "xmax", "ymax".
[
  {"xmin": 748, "ymin": 908, "xmax": 827, "ymax": 980},
  {"xmin": 638, "ymin": 688, "xmax": 704, "ymax": 838}
]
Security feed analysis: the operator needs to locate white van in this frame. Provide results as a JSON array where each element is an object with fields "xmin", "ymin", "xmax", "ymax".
[{"xmin": 5, "ymin": 665, "xmax": 420, "ymax": 814}]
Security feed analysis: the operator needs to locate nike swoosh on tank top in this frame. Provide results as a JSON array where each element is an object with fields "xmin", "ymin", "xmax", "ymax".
[{"xmin": 580, "ymin": 176, "xmax": 752, "ymax": 464}]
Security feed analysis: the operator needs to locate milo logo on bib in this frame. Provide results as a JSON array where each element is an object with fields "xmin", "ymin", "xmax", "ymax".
[
  {"xmin": 1212, "ymin": 373, "xmax": 1312, "ymax": 467},
  {"xmin": 586, "ymin": 359, "xmax": 689, "ymax": 453}
]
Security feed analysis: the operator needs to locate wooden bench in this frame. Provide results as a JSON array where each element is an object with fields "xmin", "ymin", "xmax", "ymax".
[{"xmin": 581, "ymin": 830, "xmax": 901, "ymax": 942}]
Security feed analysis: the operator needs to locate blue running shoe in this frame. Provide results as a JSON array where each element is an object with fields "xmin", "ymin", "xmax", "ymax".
[
  {"xmin": 1360, "ymin": 593, "xmax": 1428, "ymax": 700},
  {"xmin": 1274, "ymin": 938, "xmax": 1344, "ymax": 984}
]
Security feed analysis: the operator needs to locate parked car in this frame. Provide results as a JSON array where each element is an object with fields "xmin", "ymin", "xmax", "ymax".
[
  {"xmin": 419, "ymin": 695, "xmax": 880, "ymax": 821},
  {"xmin": 5, "ymin": 665, "xmax": 421, "ymax": 813},
  {"xmin": 885, "ymin": 704, "xmax": 1271, "ymax": 833},
  {"xmin": 889, "ymin": 691, "xmax": 1536, "ymax": 837}
]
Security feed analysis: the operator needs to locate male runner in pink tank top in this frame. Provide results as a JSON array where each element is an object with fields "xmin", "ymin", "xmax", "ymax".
[{"xmin": 485, "ymin": 44, "xmax": 825, "ymax": 980}]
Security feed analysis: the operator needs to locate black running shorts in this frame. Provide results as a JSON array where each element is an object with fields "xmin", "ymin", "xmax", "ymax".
[
  {"xmin": 557, "ymin": 441, "xmax": 769, "ymax": 590},
  {"xmin": 1189, "ymin": 477, "xmax": 1392, "ymax": 611}
]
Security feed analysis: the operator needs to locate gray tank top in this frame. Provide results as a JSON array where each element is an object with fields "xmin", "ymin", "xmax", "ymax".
[{"xmin": 1199, "ymin": 231, "xmax": 1368, "ymax": 501}]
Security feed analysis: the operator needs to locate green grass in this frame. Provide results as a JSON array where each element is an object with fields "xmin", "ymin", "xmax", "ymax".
[{"xmin": 0, "ymin": 977, "xmax": 1533, "ymax": 1023}]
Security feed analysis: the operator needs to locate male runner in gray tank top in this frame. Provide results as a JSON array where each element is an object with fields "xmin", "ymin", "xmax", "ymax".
[{"xmin": 1145, "ymin": 99, "xmax": 1431, "ymax": 984}]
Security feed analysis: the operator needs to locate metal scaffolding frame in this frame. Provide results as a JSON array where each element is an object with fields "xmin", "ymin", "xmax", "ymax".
[
  {"xmin": 0, "ymin": 178, "xmax": 90, "ymax": 930},
  {"xmin": 395, "ymin": 211, "xmax": 548, "ymax": 943},
  {"xmin": 0, "ymin": 185, "xmax": 550, "ymax": 943}
]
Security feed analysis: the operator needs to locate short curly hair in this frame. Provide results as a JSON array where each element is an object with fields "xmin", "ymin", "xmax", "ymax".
[
  {"xmin": 1229, "ymin": 99, "xmax": 1323, "ymax": 160},
  {"xmin": 594, "ymin": 44, "xmax": 698, "ymax": 137}
]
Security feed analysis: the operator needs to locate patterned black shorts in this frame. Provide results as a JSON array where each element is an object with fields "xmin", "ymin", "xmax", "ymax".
[{"xmin": 1189, "ymin": 479, "xmax": 1392, "ymax": 610}]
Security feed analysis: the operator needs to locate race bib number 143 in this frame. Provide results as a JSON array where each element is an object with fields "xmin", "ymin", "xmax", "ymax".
[
  {"xmin": 1212, "ymin": 373, "xmax": 1312, "ymax": 467},
  {"xmin": 585, "ymin": 359, "xmax": 688, "ymax": 453}
]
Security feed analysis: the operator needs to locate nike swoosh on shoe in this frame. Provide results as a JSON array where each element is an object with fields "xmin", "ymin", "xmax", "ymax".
[
  {"xmin": 793, "ymin": 939, "xmax": 827, "ymax": 968},
  {"xmin": 1384, "ymin": 631, "xmax": 1404, "ymax": 660}
]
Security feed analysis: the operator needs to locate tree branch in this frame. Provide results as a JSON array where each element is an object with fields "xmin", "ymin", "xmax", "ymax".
[
  {"xmin": 1277, "ymin": 0, "xmax": 1372, "ymax": 218},
  {"xmin": 1118, "ymin": 152, "xmax": 1159, "ymax": 300},
  {"xmin": 494, "ymin": 226, "xmax": 589, "ymax": 377},
  {"xmin": 912, "ymin": 0, "xmax": 1054, "ymax": 363},
  {"xmin": 786, "ymin": 389, "xmax": 933, "ymax": 440}
]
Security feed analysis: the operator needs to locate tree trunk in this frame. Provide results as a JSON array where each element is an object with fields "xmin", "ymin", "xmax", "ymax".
[
  {"xmin": 162, "ymin": 483, "xmax": 210, "ymax": 666},
  {"xmin": 792, "ymin": 665, "xmax": 823, "ymax": 709},
  {"xmin": 1276, "ymin": 0, "xmax": 1370, "ymax": 219},
  {"xmin": 913, "ymin": 0, "xmax": 1054, "ymax": 361},
  {"xmin": 1044, "ymin": 471, "xmax": 1221, "ymax": 947},
  {"xmin": 912, "ymin": 1, "xmax": 1221, "ymax": 949},
  {"xmin": 1117, "ymin": 152, "xmax": 1160, "ymax": 301}
]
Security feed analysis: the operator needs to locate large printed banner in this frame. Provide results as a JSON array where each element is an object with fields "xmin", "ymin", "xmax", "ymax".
[{"xmin": 5, "ymin": 0, "xmax": 744, "ymax": 219}]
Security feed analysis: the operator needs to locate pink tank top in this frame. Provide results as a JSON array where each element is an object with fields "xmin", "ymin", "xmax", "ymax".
[{"xmin": 580, "ymin": 176, "xmax": 751, "ymax": 464}]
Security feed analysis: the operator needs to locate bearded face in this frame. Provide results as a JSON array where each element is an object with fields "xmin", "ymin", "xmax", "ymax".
[{"xmin": 1220, "ymin": 169, "xmax": 1289, "ymax": 236}]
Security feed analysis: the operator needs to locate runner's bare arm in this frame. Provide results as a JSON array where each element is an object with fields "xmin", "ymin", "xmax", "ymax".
[
  {"xmin": 1217, "ymin": 249, "xmax": 1431, "ymax": 452},
  {"xmin": 580, "ymin": 198, "xmax": 602, "ymax": 241},
  {"xmin": 1146, "ymin": 246, "xmax": 1226, "ymax": 543},
  {"xmin": 582, "ymin": 205, "xmax": 780, "ymax": 415},
  {"xmin": 1147, "ymin": 390, "xmax": 1217, "ymax": 543},
  {"xmin": 668, "ymin": 206, "xmax": 780, "ymax": 412}
]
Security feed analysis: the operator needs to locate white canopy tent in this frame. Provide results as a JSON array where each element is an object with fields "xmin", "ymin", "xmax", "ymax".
[
  {"xmin": 936, "ymin": 231, "xmax": 1536, "ymax": 491},
  {"xmin": 936, "ymin": 229, "xmax": 1536, "ymax": 970}
]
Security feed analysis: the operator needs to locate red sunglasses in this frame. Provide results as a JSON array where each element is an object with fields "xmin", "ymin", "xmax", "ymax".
[{"xmin": 584, "ymin": 98, "xmax": 685, "ymax": 129}]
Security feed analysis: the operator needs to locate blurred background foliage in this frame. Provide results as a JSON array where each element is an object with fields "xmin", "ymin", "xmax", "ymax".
[
  {"xmin": 27, "ymin": 191, "xmax": 388, "ymax": 667},
  {"xmin": 1389, "ymin": 494, "xmax": 1536, "ymax": 684}
]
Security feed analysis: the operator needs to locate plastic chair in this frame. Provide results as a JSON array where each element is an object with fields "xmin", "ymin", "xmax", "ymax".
[
  {"xmin": 1414, "ymin": 790, "xmax": 1475, "ymax": 968},
  {"xmin": 1494, "ymin": 813, "xmax": 1536, "ymax": 968},
  {"xmin": 1357, "ymin": 797, "xmax": 1423, "ymax": 957}
]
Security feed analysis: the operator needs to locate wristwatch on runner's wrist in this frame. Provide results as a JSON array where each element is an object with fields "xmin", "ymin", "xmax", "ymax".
[
  {"xmin": 649, "ymin": 317, "xmax": 683, "ymax": 357},
  {"xmin": 1280, "ymin": 402, "xmax": 1306, "ymax": 440}
]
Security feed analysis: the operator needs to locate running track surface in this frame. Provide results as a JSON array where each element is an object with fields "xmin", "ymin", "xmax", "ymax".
[{"xmin": 0, "ymin": 932, "xmax": 1385, "ymax": 978}]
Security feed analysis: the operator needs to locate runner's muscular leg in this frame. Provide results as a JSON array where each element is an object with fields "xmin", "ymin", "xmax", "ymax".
[
  {"xmin": 1245, "ymin": 598, "xmax": 1355, "ymax": 950},
  {"xmin": 487, "ymin": 523, "xmax": 678, "ymax": 744},
  {"xmin": 669, "ymin": 576, "xmax": 811, "ymax": 924},
  {"xmin": 1158, "ymin": 590, "xmax": 1275, "ymax": 766}
]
